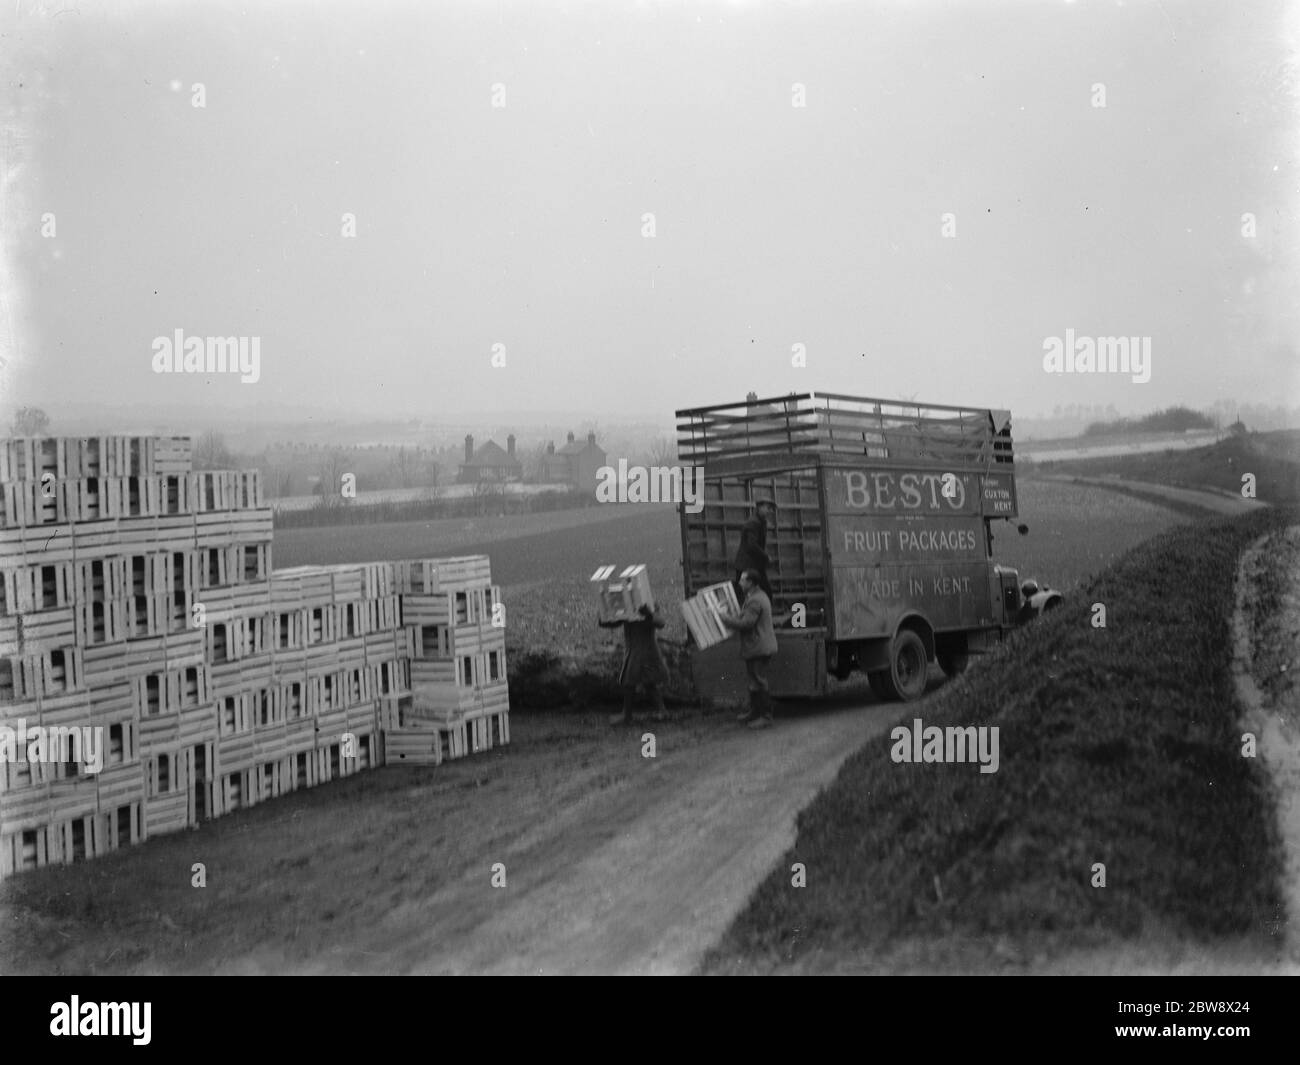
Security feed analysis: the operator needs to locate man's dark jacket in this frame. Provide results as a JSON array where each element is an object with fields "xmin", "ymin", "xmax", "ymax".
[{"xmin": 733, "ymin": 515, "xmax": 769, "ymax": 577}]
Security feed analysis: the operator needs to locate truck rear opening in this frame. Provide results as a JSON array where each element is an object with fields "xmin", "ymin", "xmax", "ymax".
[{"xmin": 675, "ymin": 392, "xmax": 1054, "ymax": 702}]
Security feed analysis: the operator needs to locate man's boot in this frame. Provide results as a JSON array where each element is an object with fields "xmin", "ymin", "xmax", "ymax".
[
  {"xmin": 609, "ymin": 693, "xmax": 632, "ymax": 726},
  {"xmin": 748, "ymin": 689, "xmax": 773, "ymax": 729},
  {"xmin": 737, "ymin": 690, "xmax": 760, "ymax": 724}
]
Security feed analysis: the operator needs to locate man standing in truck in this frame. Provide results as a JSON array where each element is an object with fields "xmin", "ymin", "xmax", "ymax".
[
  {"xmin": 732, "ymin": 498, "xmax": 776, "ymax": 602},
  {"xmin": 720, "ymin": 568, "xmax": 779, "ymax": 729}
]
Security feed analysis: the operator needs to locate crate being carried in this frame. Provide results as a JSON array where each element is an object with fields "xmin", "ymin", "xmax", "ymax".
[
  {"xmin": 591, "ymin": 563, "xmax": 654, "ymax": 622},
  {"xmin": 680, "ymin": 581, "xmax": 740, "ymax": 649}
]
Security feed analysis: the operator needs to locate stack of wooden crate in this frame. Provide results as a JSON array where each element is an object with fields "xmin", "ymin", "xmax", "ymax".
[
  {"xmin": 383, "ymin": 557, "xmax": 510, "ymax": 764},
  {"xmin": 0, "ymin": 436, "xmax": 510, "ymax": 881}
]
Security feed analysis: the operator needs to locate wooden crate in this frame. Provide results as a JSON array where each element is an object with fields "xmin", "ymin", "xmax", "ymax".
[
  {"xmin": 459, "ymin": 706, "xmax": 510, "ymax": 753},
  {"xmin": 680, "ymin": 582, "xmax": 740, "ymax": 649},
  {"xmin": 394, "ymin": 557, "xmax": 492, "ymax": 595},
  {"xmin": 593, "ymin": 564, "xmax": 654, "ymax": 621},
  {"xmin": 0, "ymin": 781, "xmax": 56, "ymax": 836},
  {"xmin": 401, "ymin": 584, "xmax": 498, "ymax": 627},
  {"xmin": 35, "ymin": 688, "xmax": 93, "ymax": 727},
  {"xmin": 2, "ymin": 607, "xmax": 76, "ymax": 655},
  {"xmin": 73, "ymin": 598, "xmax": 129, "ymax": 649},
  {"xmin": 382, "ymin": 725, "xmax": 445, "ymax": 767},
  {"xmin": 411, "ymin": 619, "xmax": 505, "ymax": 660},
  {"xmin": 177, "ymin": 702, "xmax": 218, "ymax": 747},
  {"xmin": 95, "ymin": 763, "xmax": 144, "ymax": 810},
  {"xmin": 194, "ymin": 508, "xmax": 272, "ymax": 547},
  {"xmin": 143, "ymin": 437, "xmax": 194, "ymax": 477},
  {"xmin": 323, "ymin": 562, "xmax": 392, "ymax": 600}
]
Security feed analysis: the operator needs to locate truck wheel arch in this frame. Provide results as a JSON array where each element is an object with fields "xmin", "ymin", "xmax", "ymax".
[
  {"xmin": 895, "ymin": 613, "xmax": 936, "ymax": 661},
  {"xmin": 855, "ymin": 614, "xmax": 936, "ymax": 675}
]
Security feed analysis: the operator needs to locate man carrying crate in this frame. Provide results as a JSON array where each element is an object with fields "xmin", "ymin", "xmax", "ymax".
[
  {"xmin": 599, "ymin": 602, "xmax": 669, "ymax": 725},
  {"xmin": 720, "ymin": 568, "xmax": 778, "ymax": 729}
]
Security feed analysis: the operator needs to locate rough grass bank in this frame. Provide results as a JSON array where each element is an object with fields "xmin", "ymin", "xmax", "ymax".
[{"xmin": 703, "ymin": 506, "xmax": 1297, "ymax": 974}]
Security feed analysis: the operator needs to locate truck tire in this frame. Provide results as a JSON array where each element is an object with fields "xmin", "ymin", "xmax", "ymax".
[
  {"xmin": 938, "ymin": 651, "xmax": 969, "ymax": 678},
  {"xmin": 884, "ymin": 630, "xmax": 928, "ymax": 702}
]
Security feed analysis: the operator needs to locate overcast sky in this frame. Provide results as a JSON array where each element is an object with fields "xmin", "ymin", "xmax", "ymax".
[{"xmin": 2, "ymin": 0, "xmax": 1297, "ymax": 426}]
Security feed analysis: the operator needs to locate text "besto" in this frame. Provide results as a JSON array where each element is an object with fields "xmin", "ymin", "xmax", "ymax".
[{"xmin": 841, "ymin": 471, "xmax": 966, "ymax": 511}]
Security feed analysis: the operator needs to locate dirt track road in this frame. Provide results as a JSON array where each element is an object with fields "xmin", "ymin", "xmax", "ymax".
[
  {"xmin": 1035, "ymin": 474, "xmax": 1268, "ymax": 516},
  {"xmin": 281, "ymin": 696, "xmax": 908, "ymax": 975}
]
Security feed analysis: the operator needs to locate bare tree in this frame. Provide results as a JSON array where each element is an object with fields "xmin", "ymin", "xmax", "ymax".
[
  {"xmin": 647, "ymin": 434, "xmax": 678, "ymax": 467},
  {"xmin": 261, "ymin": 461, "xmax": 295, "ymax": 498},
  {"xmin": 315, "ymin": 448, "xmax": 351, "ymax": 501},
  {"xmin": 521, "ymin": 441, "xmax": 549, "ymax": 482},
  {"xmin": 471, "ymin": 476, "xmax": 507, "ymax": 515},
  {"xmin": 389, "ymin": 446, "xmax": 419, "ymax": 488},
  {"xmin": 10, "ymin": 407, "xmax": 50, "ymax": 436},
  {"xmin": 193, "ymin": 429, "xmax": 235, "ymax": 470}
]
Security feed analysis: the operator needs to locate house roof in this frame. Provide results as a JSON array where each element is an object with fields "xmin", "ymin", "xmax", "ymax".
[
  {"xmin": 556, "ymin": 438, "xmax": 604, "ymax": 456},
  {"xmin": 461, "ymin": 440, "xmax": 521, "ymax": 468}
]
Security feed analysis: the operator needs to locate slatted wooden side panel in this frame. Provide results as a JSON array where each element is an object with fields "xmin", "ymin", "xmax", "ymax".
[
  {"xmin": 676, "ymin": 392, "xmax": 1013, "ymax": 469},
  {"xmin": 681, "ymin": 468, "xmax": 826, "ymax": 622}
]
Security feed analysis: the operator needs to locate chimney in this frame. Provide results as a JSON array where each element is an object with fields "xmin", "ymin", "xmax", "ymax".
[
  {"xmin": 587, "ymin": 431, "xmax": 596, "ymax": 446},
  {"xmin": 567, "ymin": 431, "xmax": 575, "ymax": 444},
  {"xmin": 507, "ymin": 433, "xmax": 516, "ymax": 457},
  {"xmin": 746, "ymin": 391, "xmax": 758, "ymax": 405},
  {"xmin": 464, "ymin": 434, "xmax": 474, "ymax": 463}
]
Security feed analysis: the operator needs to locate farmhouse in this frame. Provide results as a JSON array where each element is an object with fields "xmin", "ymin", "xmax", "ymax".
[
  {"xmin": 0, "ymin": 435, "xmax": 510, "ymax": 881},
  {"xmin": 457, "ymin": 434, "xmax": 523, "ymax": 484},
  {"xmin": 538, "ymin": 431, "xmax": 606, "ymax": 493}
]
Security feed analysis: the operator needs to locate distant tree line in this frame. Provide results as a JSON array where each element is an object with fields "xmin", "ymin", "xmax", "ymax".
[
  {"xmin": 1082, "ymin": 406, "xmax": 1216, "ymax": 437},
  {"xmin": 9, "ymin": 407, "xmax": 50, "ymax": 436},
  {"xmin": 190, "ymin": 433, "xmax": 446, "ymax": 498},
  {"xmin": 273, "ymin": 486, "xmax": 596, "ymax": 529}
]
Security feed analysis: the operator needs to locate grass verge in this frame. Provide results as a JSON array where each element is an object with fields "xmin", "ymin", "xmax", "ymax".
[{"xmin": 701, "ymin": 505, "xmax": 1298, "ymax": 974}]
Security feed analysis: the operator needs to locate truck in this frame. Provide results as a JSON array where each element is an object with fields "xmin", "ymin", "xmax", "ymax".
[{"xmin": 675, "ymin": 391, "xmax": 1061, "ymax": 702}]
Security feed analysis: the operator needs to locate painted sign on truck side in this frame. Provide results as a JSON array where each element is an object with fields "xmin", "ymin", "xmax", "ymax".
[
  {"xmin": 822, "ymin": 468, "xmax": 1001, "ymax": 638},
  {"xmin": 828, "ymin": 560, "xmax": 997, "ymax": 637},
  {"xmin": 828, "ymin": 514, "xmax": 985, "ymax": 564},
  {"xmin": 823, "ymin": 467, "xmax": 1017, "ymax": 518}
]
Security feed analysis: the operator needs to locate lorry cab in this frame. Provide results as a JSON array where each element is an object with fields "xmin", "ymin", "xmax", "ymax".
[{"xmin": 675, "ymin": 391, "xmax": 1059, "ymax": 703}]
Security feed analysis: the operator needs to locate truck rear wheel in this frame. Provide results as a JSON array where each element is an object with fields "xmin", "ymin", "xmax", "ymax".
[{"xmin": 884, "ymin": 630, "xmax": 928, "ymax": 702}]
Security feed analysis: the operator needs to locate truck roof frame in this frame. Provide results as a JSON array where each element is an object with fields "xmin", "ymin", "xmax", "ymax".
[{"xmin": 675, "ymin": 391, "xmax": 1014, "ymax": 474}]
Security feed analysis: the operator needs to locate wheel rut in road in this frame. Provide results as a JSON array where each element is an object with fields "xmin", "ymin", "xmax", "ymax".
[{"xmin": 287, "ymin": 699, "xmax": 909, "ymax": 975}]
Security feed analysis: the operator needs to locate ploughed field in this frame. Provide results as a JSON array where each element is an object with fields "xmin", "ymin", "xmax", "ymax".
[{"xmin": 272, "ymin": 478, "xmax": 1188, "ymax": 694}]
